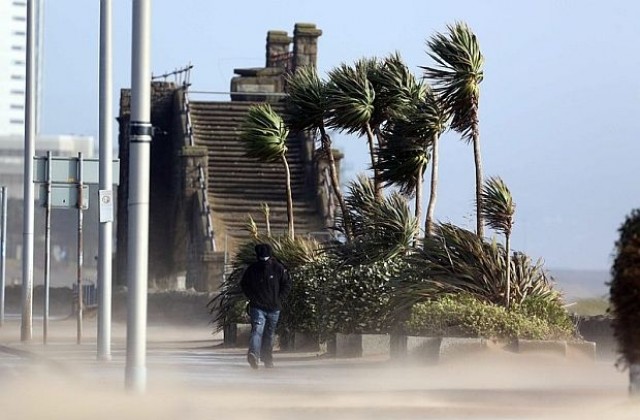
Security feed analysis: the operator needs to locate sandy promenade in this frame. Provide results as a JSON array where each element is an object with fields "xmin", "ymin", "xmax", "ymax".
[{"xmin": 0, "ymin": 316, "xmax": 637, "ymax": 419}]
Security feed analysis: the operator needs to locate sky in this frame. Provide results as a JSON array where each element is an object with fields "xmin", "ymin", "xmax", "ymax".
[{"xmin": 39, "ymin": 1, "xmax": 640, "ymax": 272}]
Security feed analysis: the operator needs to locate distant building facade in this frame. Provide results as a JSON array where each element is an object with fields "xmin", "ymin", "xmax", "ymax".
[{"xmin": 0, "ymin": 0, "xmax": 44, "ymax": 135}]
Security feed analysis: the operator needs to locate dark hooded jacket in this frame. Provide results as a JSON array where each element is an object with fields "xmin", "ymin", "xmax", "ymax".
[{"xmin": 240, "ymin": 244, "xmax": 292, "ymax": 311}]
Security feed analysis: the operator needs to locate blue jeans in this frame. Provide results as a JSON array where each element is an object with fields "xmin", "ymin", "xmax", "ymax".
[{"xmin": 248, "ymin": 306, "xmax": 280, "ymax": 363}]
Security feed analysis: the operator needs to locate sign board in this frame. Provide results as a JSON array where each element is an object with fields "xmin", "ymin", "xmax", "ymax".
[
  {"xmin": 34, "ymin": 156, "xmax": 120, "ymax": 185},
  {"xmin": 99, "ymin": 189, "xmax": 114, "ymax": 223},
  {"xmin": 39, "ymin": 184, "xmax": 89, "ymax": 209}
]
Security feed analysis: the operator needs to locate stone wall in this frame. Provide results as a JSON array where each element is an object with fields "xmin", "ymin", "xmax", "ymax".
[{"xmin": 116, "ymin": 82, "xmax": 188, "ymax": 288}]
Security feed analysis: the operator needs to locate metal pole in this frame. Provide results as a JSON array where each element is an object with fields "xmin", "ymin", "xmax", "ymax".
[
  {"xmin": 43, "ymin": 152, "xmax": 52, "ymax": 343},
  {"xmin": 77, "ymin": 152, "xmax": 84, "ymax": 344},
  {"xmin": 97, "ymin": 0, "xmax": 113, "ymax": 361},
  {"xmin": 126, "ymin": 0, "xmax": 151, "ymax": 392},
  {"xmin": 21, "ymin": 0, "xmax": 37, "ymax": 342},
  {"xmin": 0, "ymin": 187, "xmax": 6, "ymax": 327}
]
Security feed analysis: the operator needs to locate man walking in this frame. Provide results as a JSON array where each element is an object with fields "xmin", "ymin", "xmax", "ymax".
[{"xmin": 240, "ymin": 243, "xmax": 291, "ymax": 369}]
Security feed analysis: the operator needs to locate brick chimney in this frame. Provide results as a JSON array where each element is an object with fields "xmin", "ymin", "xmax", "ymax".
[
  {"xmin": 292, "ymin": 23, "xmax": 322, "ymax": 70},
  {"xmin": 266, "ymin": 30, "xmax": 292, "ymax": 68}
]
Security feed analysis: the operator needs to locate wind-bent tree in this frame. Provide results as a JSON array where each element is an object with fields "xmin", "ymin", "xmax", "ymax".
[
  {"xmin": 423, "ymin": 22, "xmax": 485, "ymax": 237},
  {"xmin": 609, "ymin": 209, "xmax": 640, "ymax": 396},
  {"xmin": 380, "ymin": 88, "xmax": 448, "ymax": 238},
  {"xmin": 480, "ymin": 177, "xmax": 515, "ymax": 307},
  {"xmin": 285, "ymin": 66, "xmax": 352, "ymax": 241},
  {"xmin": 327, "ymin": 54, "xmax": 421, "ymax": 199},
  {"xmin": 376, "ymin": 128, "xmax": 430, "ymax": 241},
  {"xmin": 240, "ymin": 104, "xmax": 294, "ymax": 239},
  {"xmin": 326, "ymin": 61, "xmax": 377, "ymax": 195}
]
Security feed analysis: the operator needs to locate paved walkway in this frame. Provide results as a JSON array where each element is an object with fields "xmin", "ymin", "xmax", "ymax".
[{"xmin": 0, "ymin": 317, "xmax": 636, "ymax": 419}]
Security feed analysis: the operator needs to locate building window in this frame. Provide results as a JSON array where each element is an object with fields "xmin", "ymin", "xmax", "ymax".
[
  {"xmin": 11, "ymin": 45, "xmax": 24, "ymax": 51},
  {"xmin": 13, "ymin": 31, "xmax": 26, "ymax": 36},
  {"xmin": 13, "ymin": 60, "xmax": 25, "ymax": 66},
  {"xmin": 12, "ymin": 16, "xmax": 26, "ymax": 22},
  {"xmin": 10, "ymin": 75, "xmax": 24, "ymax": 80},
  {"xmin": 10, "ymin": 119, "xmax": 24, "ymax": 125},
  {"xmin": 10, "ymin": 89, "xmax": 25, "ymax": 95},
  {"xmin": 10, "ymin": 104, "xmax": 24, "ymax": 110},
  {"xmin": 13, "ymin": 1, "xmax": 27, "ymax": 5}
]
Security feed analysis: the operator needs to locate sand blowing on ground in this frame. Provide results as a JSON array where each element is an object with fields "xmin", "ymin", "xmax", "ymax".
[{"xmin": 0, "ymin": 346, "xmax": 639, "ymax": 420}]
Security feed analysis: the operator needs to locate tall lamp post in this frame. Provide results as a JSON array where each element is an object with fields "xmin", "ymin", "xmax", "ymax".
[
  {"xmin": 97, "ymin": 0, "xmax": 114, "ymax": 362},
  {"xmin": 125, "ymin": 0, "xmax": 151, "ymax": 392},
  {"xmin": 21, "ymin": 0, "xmax": 37, "ymax": 342}
]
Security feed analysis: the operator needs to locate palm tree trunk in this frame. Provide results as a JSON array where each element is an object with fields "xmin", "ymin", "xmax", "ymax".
[
  {"xmin": 414, "ymin": 163, "xmax": 423, "ymax": 244},
  {"xmin": 472, "ymin": 115, "xmax": 484, "ymax": 238},
  {"xmin": 320, "ymin": 127, "xmax": 352, "ymax": 241},
  {"xmin": 281, "ymin": 154, "xmax": 295, "ymax": 240},
  {"xmin": 365, "ymin": 123, "xmax": 382, "ymax": 200},
  {"xmin": 505, "ymin": 233, "xmax": 511, "ymax": 309},
  {"xmin": 425, "ymin": 136, "xmax": 439, "ymax": 237}
]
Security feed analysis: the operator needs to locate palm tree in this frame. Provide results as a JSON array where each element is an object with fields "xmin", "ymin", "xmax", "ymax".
[
  {"xmin": 326, "ymin": 61, "xmax": 378, "ymax": 194},
  {"xmin": 285, "ymin": 66, "xmax": 352, "ymax": 241},
  {"xmin": 480, "ymin": 176, "xmax": 515, "ymax": 307},
  {"xmin": 240, "ymin": 104, "xmax": 294, "ymax": 239},
  {"xmin": 380, "ymin": 88, "xmax": 448, "ymax": 238},
  {"xmin": 327, "ymin": 54, "xmax": 421, "ymax": 199},
  {"xmin": 376, "ymin": 129, "xmax": 429, "ymax": 239},
  {"xmin": 422, "ymin": 22, "xmax": 485, "ymax": 237},
  {"xmin": 609, "ymin": 209, "xmax": 640, "ymax": 396}
]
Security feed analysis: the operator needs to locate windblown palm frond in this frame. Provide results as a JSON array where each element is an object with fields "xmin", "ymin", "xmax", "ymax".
[
  {"xmin": 240, "ymin": 104, "xmax": 288, "ymax": 162},
  {"xmin": 422, "ymin": 21, "xmax": 484, "ymax": 142},
  {"xmin": 285, "ymin": 66, "xmax": 328, "ymax": 133},
  {"xmin": 480, "ymin": 176, "xmax": 515, "ymax": 236},
  {"xmin": 372, "ymin": 52, "xmax": 427, "ymax": 123},
  {"xmin": 391, "ymin": 223, "xmax": 557, "ymax": 308},
  {"xmin": 326, "ymin": 62, "xmax": 375, "ymax": 135},
  {"xmin": 376, "ymin": 135, "xmax": 429, "ymax": 197},
  {"xmin": 378, "ymin": 89, "xmax": 447, "ymax": 194},
  {"xmin": 331, "ymin": 175, "xmax": 418, "ymax": 265}
]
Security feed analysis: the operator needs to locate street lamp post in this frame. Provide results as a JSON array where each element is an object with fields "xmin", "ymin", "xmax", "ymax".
[
  {"xmin": 125, "ymin": 0, "xmax": 151, "ymax": 392},
  {"xmin": 98, "ymin": 0, "xmax": 114, "ymax": 362},
  {"xmin": 21, "ymin": 0, "xmax": 37, "ymax": 342}
]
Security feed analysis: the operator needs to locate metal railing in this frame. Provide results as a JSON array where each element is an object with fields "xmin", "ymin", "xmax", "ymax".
[{"xmin": 152, "ymin": 64, "xmax": 193, "ymax": 86}]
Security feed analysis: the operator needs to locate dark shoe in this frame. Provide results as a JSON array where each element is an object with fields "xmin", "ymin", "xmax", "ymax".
[
  {"xmin": 264, "ymin": 360, "xmax": 274, "ymax": 368},
  {"xmin": 247, "ymin": 353, "xmax": 259, "ymax": 369}
]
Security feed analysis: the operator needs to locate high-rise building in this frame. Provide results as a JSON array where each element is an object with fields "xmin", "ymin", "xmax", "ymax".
[
  {"xmin": 0, "ymin": 0, "xmax": 94, "ymax": 199},
  {"xmin": 0, "ymin": 0, "xmax": 44, "ymax": 135}
]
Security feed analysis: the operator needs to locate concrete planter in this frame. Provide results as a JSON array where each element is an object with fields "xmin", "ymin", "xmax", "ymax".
[
  {"xmin": 392, "ymin": 336, "xmax": 488, "ymax": 364},
  {"xmin": 335, "ymin": 333, "xmax": 391, "ymax": 358},
  {"xmin": 567, "ymin": 341, "xmax": 597, "ymax": 360},
  {"xmin": 515, "ymin": 339, "xmax": 568, "ymax": 356}
]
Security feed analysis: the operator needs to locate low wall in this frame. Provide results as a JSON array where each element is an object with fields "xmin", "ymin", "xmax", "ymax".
[{"xmin": 3, "ymin": 286, "xmax": 215, "ymax": 325}]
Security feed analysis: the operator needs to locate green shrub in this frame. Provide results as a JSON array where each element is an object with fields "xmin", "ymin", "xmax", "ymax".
[
  {"xmin": 405, "ymin": 294, "xmax": 576, "ymax": 340},
  {"xmin": 281, "ymin": 259, "xmax": 405, "ymax": 337}
]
